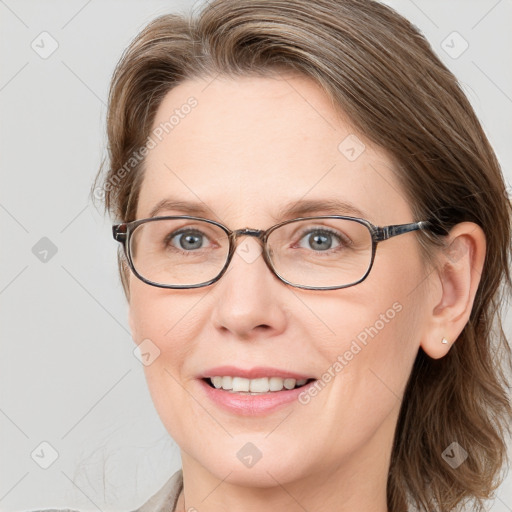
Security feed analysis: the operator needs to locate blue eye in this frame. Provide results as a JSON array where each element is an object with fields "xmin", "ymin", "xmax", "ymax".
[
  {"xmin": 298, "ymin": 229, "xmax": 342, "ymax": 251},
  {"xmin": 168, "ymin": 229, "xmax": 209, "ymax": 251}
]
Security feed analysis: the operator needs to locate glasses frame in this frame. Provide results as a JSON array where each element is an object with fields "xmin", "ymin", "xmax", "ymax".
[{"xmin": 112, "ymin": 215, "xmax": 431, "ymax": 291}]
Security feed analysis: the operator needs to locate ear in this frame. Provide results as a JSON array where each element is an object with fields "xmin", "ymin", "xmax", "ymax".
[{"xmin": 420, "ymin": 222, "xmax": 486, "ymax": 359}]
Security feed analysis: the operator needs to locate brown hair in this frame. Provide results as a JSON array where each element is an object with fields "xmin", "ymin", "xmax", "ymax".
[{"xmin": 94, "ymin": 0, "xmax": 512, "ymax": 510}]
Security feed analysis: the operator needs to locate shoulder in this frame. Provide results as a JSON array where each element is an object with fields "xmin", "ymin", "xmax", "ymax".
[{"xmin": 24, "ymin": 469, "xmax": 183, "ymax": 512}]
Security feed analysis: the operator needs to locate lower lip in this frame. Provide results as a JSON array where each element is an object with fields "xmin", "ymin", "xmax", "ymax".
[{"xmin": 198, "ymin": 379, "xmax": 316, "ymax": 416}]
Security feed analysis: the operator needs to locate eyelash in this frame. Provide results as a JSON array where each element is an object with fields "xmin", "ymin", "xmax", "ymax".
[{"xmin": 295, "ymin": 227, "xmax": 348, "ymax": 251}]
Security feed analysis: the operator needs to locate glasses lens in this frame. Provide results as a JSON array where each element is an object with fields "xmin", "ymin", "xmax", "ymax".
[
  {"xmin": 267, "ymin": 218, "xmax": 373, "ymax": 288},
  {"xmin": 129, "ymin": 218, "xmax": 229, "ymax": 286}
]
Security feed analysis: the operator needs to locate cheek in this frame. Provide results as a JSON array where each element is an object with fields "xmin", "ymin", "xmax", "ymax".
[
  {"xmin": 311, "ymin": 294, "xmax": 417, "ymax": 387},
  {"xmin": 128, "ymin": 282, "xmax": 209, "ymax": 439},
  {"xmin": 302, "ymin": 258, "xmax": 424, "ymax": 413},
  {"xmin": 129, "ymin": 278, "xmax": 204, "ymax": 344},
  {"xmin": 292, "ymin": 297, "xmax": 419, "ymax": 472},
  {"xmin": 128, "ymin": 281, "xmax": 204, "ymax": 402}
]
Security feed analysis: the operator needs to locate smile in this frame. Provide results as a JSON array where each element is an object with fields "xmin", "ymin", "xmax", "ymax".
[{"xmin": 205, "ymin": 376, "xmax": 314, "ymax": 393}]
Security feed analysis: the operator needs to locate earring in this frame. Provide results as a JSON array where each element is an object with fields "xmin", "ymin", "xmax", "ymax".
[{"xmin": 441, "ymin": 337, "xmax": 449, "ymax": 345}]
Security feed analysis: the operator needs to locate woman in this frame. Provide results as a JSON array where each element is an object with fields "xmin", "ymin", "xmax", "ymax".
[{"xmin": 92, "ymin": 0, "xmax": 510, "ymax": 510}]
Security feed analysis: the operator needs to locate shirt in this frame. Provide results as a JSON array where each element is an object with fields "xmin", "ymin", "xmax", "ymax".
[
  {"xmin": 27, "ymin": 469, "xmax": 183, "ymax": 512},
  {"xmin": 133, "ymin": 469, "xmax": 183, "ymax": 512}
]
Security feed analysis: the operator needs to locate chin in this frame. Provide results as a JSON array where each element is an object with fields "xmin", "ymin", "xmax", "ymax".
[{"xmin": 182, "ymin": 437, "xmax": 314, "ymax": 488}]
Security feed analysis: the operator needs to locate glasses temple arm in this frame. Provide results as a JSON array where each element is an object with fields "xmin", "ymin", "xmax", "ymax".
[{"xmin": 374, "ymin": 221, "xmax": 431, "ymax": 241}]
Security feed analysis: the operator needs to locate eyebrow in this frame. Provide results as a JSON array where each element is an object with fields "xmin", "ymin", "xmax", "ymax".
[
  {"xmin": 273, "ymin": 198, "xmax": 368, "ymax": 221},
  {"xmin": 149, "ymin": 198, "xmax": 215, "ymax": 219},
  {"xmin": 148, "ymin": 197, "xmax": 369, "ymax": 222}
]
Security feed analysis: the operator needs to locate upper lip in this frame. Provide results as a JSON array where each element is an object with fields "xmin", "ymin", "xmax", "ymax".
[{"xmin": 200, "ymin": 366, "xmax": 315, "ymax": 380}]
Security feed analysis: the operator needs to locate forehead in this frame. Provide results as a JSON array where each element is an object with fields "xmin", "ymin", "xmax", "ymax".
[{"xmin": 138, "ymin": 73, "xmax": 411, "ymax": 226}]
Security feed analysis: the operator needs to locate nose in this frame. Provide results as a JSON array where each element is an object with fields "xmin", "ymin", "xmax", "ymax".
[{"xmin": 210, "ymin": 234, "xmax": 288, "ymax": 340}]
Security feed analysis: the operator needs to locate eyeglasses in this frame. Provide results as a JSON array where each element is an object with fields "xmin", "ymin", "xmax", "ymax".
[{"xmin": 112, "ymin": 215, "xmax": 431, "ymax": 290}]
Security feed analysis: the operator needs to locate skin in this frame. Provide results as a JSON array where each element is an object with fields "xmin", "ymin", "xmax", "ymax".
[{"xmin": 127, "ymin": 72, "xmax": 486, "ymax": 512}]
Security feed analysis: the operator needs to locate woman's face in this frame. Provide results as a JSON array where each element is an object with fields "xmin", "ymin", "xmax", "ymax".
[{"xmin": 129, "ymin": 73, "xmax": 432, "ymax": 487}]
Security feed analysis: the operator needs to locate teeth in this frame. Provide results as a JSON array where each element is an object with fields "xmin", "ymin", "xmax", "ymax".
[
  {"xmin": 249, "ymin": 377, "xmax": 269, "ymax": 393},
  {"xmin": 232, "ymin": 377, "xmax": 250, "ymax": 392},
  {"xmin": 269, "ymin": 377, "xmax": 284, "ymax": 391},
  {"xmin": 221, "ymin": 376, "xmax": 232, "ymax": 390},
  {"xmin": 211, "ymin": 376, "xmax": 223, "ymax": 389},
  {"xmin": 208, "ymin": 376, "xmax": 311, "ymax": 393},
  {"xmin": 283, "ymin": 378, "xmax": 296, "ymax": 390}
]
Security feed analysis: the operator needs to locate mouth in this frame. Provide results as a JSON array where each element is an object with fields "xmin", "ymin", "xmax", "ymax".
[
  {"xmin": 198, "ymin": 366, "xmax": 318, "ymax": 415},
  {"xmin": 203, "ymin": 376, "xmax": 316, "ymax": 394}
]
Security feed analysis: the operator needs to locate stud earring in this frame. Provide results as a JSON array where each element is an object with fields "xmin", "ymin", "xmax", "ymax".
[{"xmin": 441, "ymin": 337, "xmax": 449, "ymax": 345}]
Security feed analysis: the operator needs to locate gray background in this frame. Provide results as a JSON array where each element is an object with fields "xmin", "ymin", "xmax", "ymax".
[{"xmin": 0, "ymin": 0, "xmax": 511, "ymax": 510}]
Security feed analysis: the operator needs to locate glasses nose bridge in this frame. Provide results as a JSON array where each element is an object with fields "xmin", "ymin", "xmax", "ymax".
[{"xmin": 230, "ymin": 227, "xmax": 267, "ymax": 245}]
